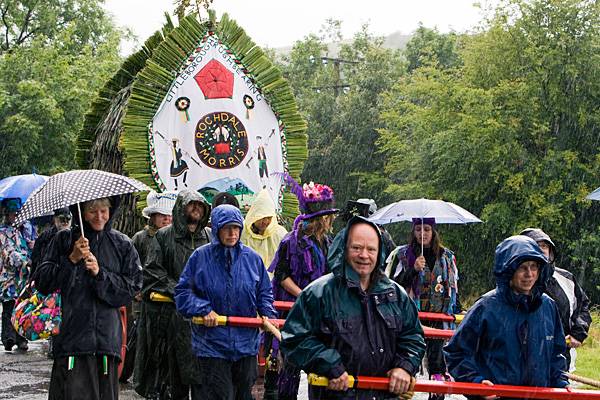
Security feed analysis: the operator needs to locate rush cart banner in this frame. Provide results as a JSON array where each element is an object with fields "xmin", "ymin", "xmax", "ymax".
[{"xmin": 148, "ymin": 33, "xmax": 286, "ymax": 209}]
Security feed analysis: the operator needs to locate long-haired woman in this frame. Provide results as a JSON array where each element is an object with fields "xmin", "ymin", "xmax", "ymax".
[{"xmin": 386, "ymin": 218, "xmax": 459, "ymax": 400}]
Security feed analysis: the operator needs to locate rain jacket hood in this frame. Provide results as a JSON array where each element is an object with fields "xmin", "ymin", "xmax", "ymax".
[
  {"xmin": 210, "ymin": 204, "xmax": 244, "ymax": 245},
  {"xmin": 494, "ymin": 235, "xmax": 551, "ymax": 310},
  {"xmin": 242, "ymin": 189, "xmax": 279, "ymax": 238},
  {"xmin": 172, "ymin": 190, "xmax": 210, "ymax": 240},
  {"xmin": 241, "ymin": 189, "xmax": 287, "ymax": 273},
  {"xmin": 328, "ymin": 216, "xmax": 386, "ymax": 286}
]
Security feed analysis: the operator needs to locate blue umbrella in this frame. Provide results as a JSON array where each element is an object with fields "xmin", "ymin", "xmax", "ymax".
[
  {"xmin": 587, "ymin": 187, "xmax": 600, "ymax": 201},
  {"xmin": 0, "ymin": 174, "xmax": 48, "ymax": 204}
]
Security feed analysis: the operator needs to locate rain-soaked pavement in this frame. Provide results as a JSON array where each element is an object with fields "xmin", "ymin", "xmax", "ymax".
[{"xmin": 1, "ymin": 321, "xmax": 456, "ymax": 399}]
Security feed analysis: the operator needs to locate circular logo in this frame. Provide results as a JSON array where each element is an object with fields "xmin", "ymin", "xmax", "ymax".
[{"xmin": 194, "ymin": 111, "xmax": 249, "ymax": 169}]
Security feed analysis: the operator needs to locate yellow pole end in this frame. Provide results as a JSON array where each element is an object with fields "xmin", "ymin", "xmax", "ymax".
[
  {"xmin": 149, "ymin": 292, "xmax": 174, "ymax": 303},
  {"xmin": 307, "ymin": 373, "xmax": 329, "ymax": 386}
]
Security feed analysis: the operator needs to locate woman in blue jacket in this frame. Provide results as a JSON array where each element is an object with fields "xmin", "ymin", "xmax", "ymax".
[
  {"xmin": 174, "ymin": 204, "xmax": 277, "ymax": 399},
  {"xmin": 444, "ymin": 235, "xmax": 568, "ymax": 391}
]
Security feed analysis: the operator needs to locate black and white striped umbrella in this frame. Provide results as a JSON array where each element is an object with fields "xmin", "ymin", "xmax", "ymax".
[{"xmin": 15, "ymin": 169, "xmax": 151, "ymax": 225}]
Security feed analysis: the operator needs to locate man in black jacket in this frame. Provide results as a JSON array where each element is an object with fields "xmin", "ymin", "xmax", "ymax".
[
  {"xmin": 30, "ymin": 208, "xmax": 71, "ymax": 278},
  {"xmin": 134, "ymin": 190, "xmax": 211, "ymax": 400},
  {"xmin": 37, "ymin": 197, "xmax": 142, "ymax": 400},
  {"xmin": 520, "ymin": 228, "xmax": 592, "ymax": 371}
]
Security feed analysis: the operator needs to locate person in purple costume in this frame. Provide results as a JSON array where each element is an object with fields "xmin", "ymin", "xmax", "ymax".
[{"xmin": 264, "ymin": 175, "xmax": 337, "ymax": 400}]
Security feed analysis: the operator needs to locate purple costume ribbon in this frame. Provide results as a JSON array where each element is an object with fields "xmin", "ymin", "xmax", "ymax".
[{"xmin": 268, "ymin": 213, "xmax": 334, "ymax": 303}]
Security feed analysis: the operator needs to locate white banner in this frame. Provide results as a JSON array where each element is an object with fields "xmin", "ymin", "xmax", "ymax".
[{"xmin": 149, "ymin": 34, "xmax": 286, "ymax": 210}]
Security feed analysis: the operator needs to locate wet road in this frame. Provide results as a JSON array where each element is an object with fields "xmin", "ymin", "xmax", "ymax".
[{"xmin": 1, "ymin": 336, "xmax": 455, "ymax": 399}]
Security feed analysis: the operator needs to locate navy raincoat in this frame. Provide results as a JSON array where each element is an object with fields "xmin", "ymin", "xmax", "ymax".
[
  {"xmin": 174, "ymin": 204, "xmax": 277, "ymax": 361},
  {"xmin": 444, "ymin": 235, "xmax": 568, "ymax": 389}
]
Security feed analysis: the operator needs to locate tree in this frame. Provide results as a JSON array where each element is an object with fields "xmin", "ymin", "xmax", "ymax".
[
  {"xmin": 376, "ymin": 0, "xmax": 600, "ymax": 301},
  {"xmin": 404, "ymin": 24, "xmax": 462, "ymax": 72},
  {"xmin": 0, "ymin": 0, "xmax": 115, "ymax": 54},
  {"xmin": 0, "ymin": 1, "xmax": 122, "ymax": 177},
  {"xmin": 279, "ymin": 22, "xmax": 406, "ymax": 215}
]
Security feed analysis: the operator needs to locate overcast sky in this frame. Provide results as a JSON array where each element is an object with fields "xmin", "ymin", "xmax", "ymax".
[{"xmin": 103, "ymin": 0, "xmax": 493, "ymax": 54}]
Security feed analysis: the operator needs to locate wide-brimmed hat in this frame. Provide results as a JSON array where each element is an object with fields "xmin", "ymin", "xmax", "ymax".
[{"xmin": 142, "ymin": 190, "xmax": 177, "ymax": 218}]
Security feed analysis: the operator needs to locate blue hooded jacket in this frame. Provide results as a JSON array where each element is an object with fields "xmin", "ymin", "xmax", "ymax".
[
  {"xmin": 174, "ymin": 204, "xmax": 277, "ymax": 361},
  {"xmin": 444, "ymin": 235, "xmax": 568, "ymax": 389}
]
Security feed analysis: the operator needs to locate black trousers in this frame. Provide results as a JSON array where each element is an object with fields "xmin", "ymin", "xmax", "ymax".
[
  {"xmin": 425, "ymin": 321, "xmax": 447, "ymax": 376},
  {"xmin": 1, "ymin": 300, "xmax": 27, "ymax": 349},
  {"xmin": 196, "ymin": 356, "xmax": 257, "ymax": 400},
  {"xmin": 48, "ymin": 355, "xmax": 119, "ymax": 400}
]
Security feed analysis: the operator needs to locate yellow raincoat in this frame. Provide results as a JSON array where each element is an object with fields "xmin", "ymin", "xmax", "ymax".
[{"xmin": 241, "ymin": 189, "xmax": 287, "ymax": 278}]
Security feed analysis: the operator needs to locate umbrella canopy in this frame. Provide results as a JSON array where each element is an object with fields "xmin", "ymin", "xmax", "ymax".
[
  {"xmin": 368, "ymin": 198, "xmax": 482, "ymax": 225},
  {"xmin": 0, "ymin": 174, "xmax": 48, "ymax": 204},
  {"xmin": 587, "ymin": 187, "xmax": 600, "ymax": 201},
  {"xmin": 15, "ymin": 169, "xmax": 151, "ymax": 225}
]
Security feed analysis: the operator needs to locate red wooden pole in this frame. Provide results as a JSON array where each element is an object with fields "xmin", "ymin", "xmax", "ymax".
[
  {"xmin": 308, "ymin": 374, "xmax": 600, "ymax": 400},
  {"xmin": 274, "ymin": 300, "xmax": 462, "ymax": 324},
  {"xmin": 193, "ymin": 316, "xmax": 453, "ymax": 339}
]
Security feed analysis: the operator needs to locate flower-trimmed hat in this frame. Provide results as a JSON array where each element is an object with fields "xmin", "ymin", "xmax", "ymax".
[{"xmin": 280, "ymin": 173, "xmax": 337, "ymax": 219}]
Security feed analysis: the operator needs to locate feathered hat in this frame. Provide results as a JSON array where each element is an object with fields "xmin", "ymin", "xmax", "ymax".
[{"xmin": 279, "ymin": 173, "xmax": 337, "ymax": 220}]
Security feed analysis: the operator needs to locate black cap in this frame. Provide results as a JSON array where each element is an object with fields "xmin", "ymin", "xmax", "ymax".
[
  {"xmin": 211, "ymin": 192, "xmax": 240, "ymax": 209},
  {"xmin": 54, "ymin": 207, "xmax": 72, "ymax": 219}
]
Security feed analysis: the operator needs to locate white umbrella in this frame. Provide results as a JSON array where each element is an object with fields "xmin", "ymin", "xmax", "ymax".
[
  {"xmin": 368, "ymin": 198, "xmax": 482, "ymax": 254},
  {"xmin": 587, "ymin": 187, "xmax": 600, "ymax": 201}
]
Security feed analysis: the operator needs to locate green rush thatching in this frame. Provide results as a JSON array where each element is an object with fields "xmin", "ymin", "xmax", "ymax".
[{"xmin": 79, "ymin": 10, "xmax": 307, "ymax": 228}]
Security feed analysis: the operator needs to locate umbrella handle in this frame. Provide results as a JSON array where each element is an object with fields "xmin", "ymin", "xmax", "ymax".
[{"xmin": 77, "ymin": 202, "xmax": 85, "ymax": 239}]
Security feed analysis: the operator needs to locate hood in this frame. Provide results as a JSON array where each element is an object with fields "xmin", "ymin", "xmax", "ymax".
[
  {"xmin": 243, "ymin": 189, "xmax": 279, "ymax": 239},
  {"xmin": 210, "ymin": 204, "xmax": 244, "ymax": 245},
  {"xmin": 519, "ymin": 227, "xmax": 556, "ymax": 256},
  {"xmin": 494, "ymin": 235, "xmax": 551, "ymax": 300},
  {"xmin": 172, "ymin": 190, "xmax": 210, "ymax": 238},
  {"xmin": 328, "ymin": 216, "xmax": 386, "ymax": 284}
]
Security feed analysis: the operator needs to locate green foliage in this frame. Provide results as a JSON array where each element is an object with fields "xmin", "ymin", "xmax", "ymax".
[
  {"xmin": 374, "ymin": 0, "xmax": 600, "ymax": 301},
  {"xmin": 0, "ymin": 0, "xmax": 116, "ymax": 54},
  {"xmin": 280, "ymin": 22, "xmax": 406, "ymax": 216},
  {"xmin": 404, "ymin": 24, "xmax": 462, "ymax": 71},
  {"xmin": 0, "ymin": 11, "xmax": 122, "ymax": 177}
]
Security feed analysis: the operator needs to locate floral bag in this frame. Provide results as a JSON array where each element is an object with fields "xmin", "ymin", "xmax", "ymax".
[{"xmin": 11, "ymin": 283, "xmax": 61, "ymax": 341}]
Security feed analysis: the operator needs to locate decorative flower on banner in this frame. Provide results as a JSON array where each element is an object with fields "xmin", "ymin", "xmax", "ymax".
[
  {"xmin": 194, "ymin": 59, "xmax": 234, "ymax": 99},
  {"xmin": 175, "ymin": 96, "xmax": 191, "ymax": 122}
]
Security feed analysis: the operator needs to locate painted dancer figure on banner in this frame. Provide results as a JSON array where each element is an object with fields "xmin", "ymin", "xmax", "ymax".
[
  {"xmin": 170, "ymin": 138, "xmax": 189, "ymax": 190},
  {"xmin": 257, "ymin": 139, "xmax": 268, "ymax": 179},
  {"xmin": 213, "ymin": 124, "xmax": 231, "ymax": 155}
]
